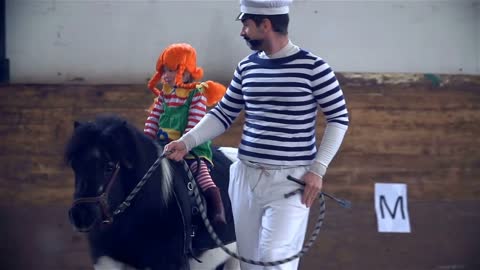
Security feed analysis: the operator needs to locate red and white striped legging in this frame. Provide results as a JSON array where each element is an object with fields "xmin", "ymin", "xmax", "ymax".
[{"xmin": 185, "ymin": 159, "xmax": 216, "ymax": 191}]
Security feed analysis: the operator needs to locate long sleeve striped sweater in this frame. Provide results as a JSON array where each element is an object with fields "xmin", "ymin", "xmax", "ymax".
[
  {"xmin": 208, "ymin": 49, "xmax": 349, "ymax": 166},
  {"xmin": 144, "ymin": 87, "xmax": 207, "ymax": 139}
]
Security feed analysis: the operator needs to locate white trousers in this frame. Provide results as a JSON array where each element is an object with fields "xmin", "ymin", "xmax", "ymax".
[{"xmin": 228, "ymin": 160, "xmax": 310, "ymax": 270}]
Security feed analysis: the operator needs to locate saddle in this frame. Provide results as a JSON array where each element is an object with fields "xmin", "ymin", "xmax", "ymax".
[{"xmin": 169, "ymin": 148, "xmax": 236, "ymax": 258}]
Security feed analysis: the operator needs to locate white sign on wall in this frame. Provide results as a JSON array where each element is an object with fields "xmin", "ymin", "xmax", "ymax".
[{"xmin": 374, "ymin": 183, "xmax": 411, "ymax": 233}]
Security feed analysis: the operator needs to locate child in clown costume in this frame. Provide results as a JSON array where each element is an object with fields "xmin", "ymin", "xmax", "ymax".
[{"xmin": 144, "ymin": 43, "xmax": 227, "ymax": 224}]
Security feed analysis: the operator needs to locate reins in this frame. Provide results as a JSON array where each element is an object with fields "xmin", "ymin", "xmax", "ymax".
[
  {"xmin": 73, "ymin": 144, "xmax": 351, "ymax": 266},
  {"xmin": 112, "ymin": 147, "xmax": 171, "ymax": 216},
  {"xmin": 178, "ymin": 154, "xmax": 352, "ymax": 266},
  {"xmin": 70, "ymin": 145, "xmax": 170, "ymax": 230}
]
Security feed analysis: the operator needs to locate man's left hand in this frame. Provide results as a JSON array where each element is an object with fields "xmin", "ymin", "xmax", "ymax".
[{"xmin": 301, "ymin": 171, "xmax": 323, "ymax": 208}]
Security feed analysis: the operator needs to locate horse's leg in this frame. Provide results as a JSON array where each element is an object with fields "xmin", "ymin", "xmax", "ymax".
[
  {"xmin": 94, "ymin": 256, "xmax": 138, "ymax": 270},
  {"xmin": 189, "ymin": 242, "xmax": 240, "ymax": 270}
]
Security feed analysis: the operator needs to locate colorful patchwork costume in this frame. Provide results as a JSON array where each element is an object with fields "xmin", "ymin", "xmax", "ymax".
[{"xmin": 144, "ymin": 43, "xmax": 227, "ymax": 225}]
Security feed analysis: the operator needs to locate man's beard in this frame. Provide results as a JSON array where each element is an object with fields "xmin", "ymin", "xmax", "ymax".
[{"xmin": 244, "ymin": 37, "xmax": 264, "ymax": 51}]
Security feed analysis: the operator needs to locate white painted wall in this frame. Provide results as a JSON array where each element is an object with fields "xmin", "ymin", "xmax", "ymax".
[{"xmin": 6, "ymin": 0, "xmax": 480, "ymax": 84}]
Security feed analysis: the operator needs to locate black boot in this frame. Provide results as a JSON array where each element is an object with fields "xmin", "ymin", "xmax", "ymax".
[{"xmin": 203, "ymin": 187, "xmax": 226, "ymax": 225}]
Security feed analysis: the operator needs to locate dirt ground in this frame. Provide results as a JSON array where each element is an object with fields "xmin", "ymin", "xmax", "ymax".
[{"xmin": 1, "ymin": 200, "xmax": 479, "ymax": 270}]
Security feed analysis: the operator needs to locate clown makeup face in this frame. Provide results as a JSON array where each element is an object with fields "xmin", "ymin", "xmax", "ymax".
[{"xmin": 240, "ymin": 18, "xmax": 266, "ymax": 51}]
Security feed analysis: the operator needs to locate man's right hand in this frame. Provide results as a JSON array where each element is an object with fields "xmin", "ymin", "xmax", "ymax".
[{"xmin": 164, "ymin": 140, "xmax": 188, "ymax": 161}]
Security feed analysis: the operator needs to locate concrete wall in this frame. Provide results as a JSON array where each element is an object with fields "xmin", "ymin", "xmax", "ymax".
[{"xmin": 6, "ymin": 0, "xmax": 480, "ymax": 84}]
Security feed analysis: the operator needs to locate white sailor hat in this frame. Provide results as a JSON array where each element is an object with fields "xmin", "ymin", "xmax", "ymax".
[{"xmin": 236, "ymin": 0, "xmax": 293, "ymax": 20}]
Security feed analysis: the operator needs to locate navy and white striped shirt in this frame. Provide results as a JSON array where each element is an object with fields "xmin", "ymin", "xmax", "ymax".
[{"xmin": 209, "ymin": 49, "xmax": 349, "ymax": 166}]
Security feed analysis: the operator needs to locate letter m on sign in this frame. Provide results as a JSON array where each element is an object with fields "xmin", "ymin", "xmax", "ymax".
[
  {"xmin": 375, "ymin": 183, "xmax": 411, "ymax": 233},
  {"xmin": 380, "ymin": 195, "xmax": 405, "ymax": 219}
]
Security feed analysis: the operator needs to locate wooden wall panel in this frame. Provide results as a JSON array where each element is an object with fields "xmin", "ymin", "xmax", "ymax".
[
  {"xmin": 1, "ymin": 73, "xmax": 479, "ymax": 270},
  {"xmin": 0, "ymin": 74, "xmax": 479, "ymax": 205}
]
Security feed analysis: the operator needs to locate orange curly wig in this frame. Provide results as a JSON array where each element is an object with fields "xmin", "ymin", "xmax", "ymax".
[{"xmin": 147, "ymin": 43, "xmax": 226, "ymax": 106}]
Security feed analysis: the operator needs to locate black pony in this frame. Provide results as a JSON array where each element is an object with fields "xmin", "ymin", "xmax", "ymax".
[{"xmin": 65, "ymin": 115, "xmax": 238, "ymax": 270}]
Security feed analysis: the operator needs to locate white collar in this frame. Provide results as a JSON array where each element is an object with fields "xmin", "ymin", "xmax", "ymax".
[{"xmin": 258, "ymin": 40, "xmax": 300, "ymax": 59}]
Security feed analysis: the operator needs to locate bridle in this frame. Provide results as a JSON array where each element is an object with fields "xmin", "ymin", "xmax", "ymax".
[
  {"xmin": 69, "ymin": 162, "xmax": 121, "ymax": 231},
  {"xmin": 69, "ymin": 148, "xmax": 170, "ymax": 232}
]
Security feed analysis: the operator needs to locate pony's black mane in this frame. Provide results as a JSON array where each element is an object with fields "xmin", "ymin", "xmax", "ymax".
[
  {"xmin": 65, "ymin": 114, "xmax": 174, "ymax": 206},
  {"xmin": 65, "ymin": 116, "xmax": 105, "ymax": 162},
  {"xmin": 65, "ymin": 115, "xmax": 147, "ymax": 165}
]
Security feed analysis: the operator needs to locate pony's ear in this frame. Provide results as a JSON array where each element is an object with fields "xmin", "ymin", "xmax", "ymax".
[{"xmin": 74, "ymin": 121, "xmax": 82, "ymax": 129}]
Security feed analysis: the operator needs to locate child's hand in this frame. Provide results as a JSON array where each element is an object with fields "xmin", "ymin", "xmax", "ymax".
[{"xmin": 164, "ymin": 141, "xmax": 188, "ymax": 161}]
